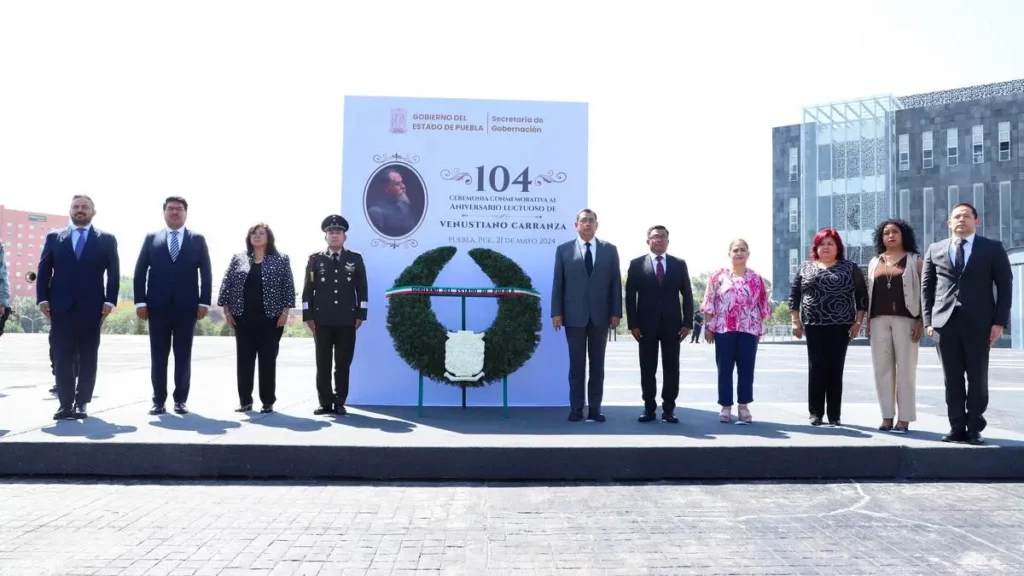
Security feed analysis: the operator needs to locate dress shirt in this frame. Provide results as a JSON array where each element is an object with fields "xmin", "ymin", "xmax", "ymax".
[
  {"xmin": 576, "ymin": 236, "xmax": 597, "ymax": 260},
  {"xmin": 649, "ymin": 252, "xmax": 668, "ymax": 272},
  {"xmin": 947, "ymin": 233, "xmax": 975, "ymax": 267}
]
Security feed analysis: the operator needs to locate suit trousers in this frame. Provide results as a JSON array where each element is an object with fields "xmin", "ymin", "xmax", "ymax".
[
  {"xmin": 933, "ymin": 309, "xmax": 990, "ymax": 433},
  {"xmin": 804, "ymin": 324, "xmax": 851, "ymax": 422},
  {"xmin": 315, "ymin": 325, "xmax": 356, "ymax": 409},
  {"xmin": 235, "ymin": 314, "xmax": 283, "ymax": 407},
  {"xmin": 715, "ymin": 331, "xmax": 758, "ymax": 407},
  {"xmin": 565, "ymin": 320, "xmax": 608, "ymax": 413},
  {"xmin": 869, "ymin": 315, "xmax": 919, "ymax": 422},
  {"xmin": 50, "ymin": 304, "xmax": 102, "ymax": 408},
  {"xmin": 638, "ymin": 321, "xmax": 680, "ymax": 413},
  {"xmin": 148, "ymin": 306, "xmax": 197, "ymax": 405}
]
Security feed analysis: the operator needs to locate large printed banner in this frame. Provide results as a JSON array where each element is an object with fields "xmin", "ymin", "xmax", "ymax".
[{"xmin": 341, "ymin": 96, "xmax": 588, "ymax": 406}]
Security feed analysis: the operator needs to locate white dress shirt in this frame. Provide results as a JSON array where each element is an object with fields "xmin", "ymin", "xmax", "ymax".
[
  {"xmin": 948, "ymin": 233, "xmax": 975, "ymax": 267},
  {"xmin": 649, "ymin": 252, "xmax": 668, "ymax": 272},
  {"xmin": 576, "ymin": 236, "xmax": 597, "ymax": 260}
]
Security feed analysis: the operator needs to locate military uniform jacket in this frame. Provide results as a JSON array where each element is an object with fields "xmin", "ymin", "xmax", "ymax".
[{"xmin": 301, "ymin": 249, "xmax": 368, "ymax": 326}]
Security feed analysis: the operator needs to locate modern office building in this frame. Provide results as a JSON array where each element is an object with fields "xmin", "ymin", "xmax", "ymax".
[
  {"xmin": 0, "ymin": 205, "xmax": 67, "ymax": 301},
  {"xmin": 773, "ymin": 78, "xmax": 1024, "ymax": 313}
]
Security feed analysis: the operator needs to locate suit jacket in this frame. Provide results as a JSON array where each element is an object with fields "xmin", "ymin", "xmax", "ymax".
[
  {"xmin": 134, "ymin": 228, "xmax": 213, "ymax": 309},
  {"xmin": 217, "ymin": 252, "xmax": 296, "ymax": 318},
  {"xmin": 550, "ymin": 238, "xmax": 622, "ymax": 328},
  {"xmin": 36, "ymin": 226, "xmax": 120, "ymax": 313},
  {"xmin": 921, "ymin": 234, "xmax": 1013, "ymax": 332},
  {"xmin": 624, "ymin": 254, "xmax": 694, "ymax": 334}
]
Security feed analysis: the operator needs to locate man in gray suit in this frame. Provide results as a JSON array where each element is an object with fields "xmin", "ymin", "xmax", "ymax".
[
  {"xmin": 551, "ymin": 208, "xmax": 622, "ymax": 422},
  {"xmin": 922, "ymin": 202, "xmax": 1013, "ymax": 445}
]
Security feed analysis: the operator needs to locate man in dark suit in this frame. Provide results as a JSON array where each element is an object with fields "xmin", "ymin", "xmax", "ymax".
[
  {"xmin": 551, "ymin": 208, "xmax": 622, "ymax": 422},
  {"xmin": 922, "ymin": 202, "xmax": 1013, "ymax": 445},
  {"xmin": 134, "ymin": 196, "xmax": 213, "ymax": 415},
  {"xmin": 37, "ymin": 195, "xmax": 120, "ymax": 420},
  {"xmin": 625, "ymin": 225, "xmax": 694, "ymax": 423}
]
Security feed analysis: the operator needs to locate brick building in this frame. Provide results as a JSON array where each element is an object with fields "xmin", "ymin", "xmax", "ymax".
[{"xmin": 0, "ymin": 205, "xmax": 67, "ymax": 301}]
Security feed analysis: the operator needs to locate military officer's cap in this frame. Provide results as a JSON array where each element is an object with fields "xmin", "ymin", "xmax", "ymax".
[{"xmin": 321, "ymin": 215, "xmax": 349, "ymax": 233}]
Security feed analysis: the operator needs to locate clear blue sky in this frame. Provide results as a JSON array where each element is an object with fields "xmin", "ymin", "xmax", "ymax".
[{"xmin": 1, "ymin": 0, "xmax": 1021, "ymax": 285}]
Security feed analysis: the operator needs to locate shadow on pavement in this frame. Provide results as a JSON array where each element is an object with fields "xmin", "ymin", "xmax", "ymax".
[
  {"xmin": 148, "ymin": 413, "xmax": 242, "ymax": 436},
  {"xmin": 42, "ymin": 418, "xmax": 137, "ymax": 440}
]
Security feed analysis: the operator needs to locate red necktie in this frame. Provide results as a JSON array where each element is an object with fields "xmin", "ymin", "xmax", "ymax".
[{"xmin": 656, "ymin": 256, "xmax": 664, "ymax": 286}]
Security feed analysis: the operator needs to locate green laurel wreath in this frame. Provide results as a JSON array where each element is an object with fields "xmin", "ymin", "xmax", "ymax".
[{"xmin": 385, "ymin": 246, "xmax": 542, "ymax": 386}]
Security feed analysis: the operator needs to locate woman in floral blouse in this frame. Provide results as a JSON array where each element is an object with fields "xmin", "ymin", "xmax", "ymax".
[{"xmin": 701, "ymin": 239, "xmax": 772, "ymax": 424}]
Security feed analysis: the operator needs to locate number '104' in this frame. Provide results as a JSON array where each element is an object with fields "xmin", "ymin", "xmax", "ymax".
[{"xmin": 476, "ymin": 165, "xmax": 530, "ymax": 193}]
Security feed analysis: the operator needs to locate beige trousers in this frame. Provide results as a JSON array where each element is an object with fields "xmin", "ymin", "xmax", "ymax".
[{"xmin": 869, "ymin": 315, "xmax": 919, "ymax": 422}]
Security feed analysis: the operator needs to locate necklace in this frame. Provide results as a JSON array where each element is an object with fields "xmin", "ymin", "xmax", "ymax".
[{"xmin": 882, "ymin": 252, "xmax": 904, "ymax": 312}]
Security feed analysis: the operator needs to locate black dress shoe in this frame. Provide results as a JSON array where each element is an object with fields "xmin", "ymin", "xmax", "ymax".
[
  {"xmin": 72, "ymin": 403, "xmax": 88, "ymax": 419},
  {"xmin": 53, "ymin": 407, "xmax": 74, "ymax": 420},
  {"xmin": 234, "ymin": 404, "xmax": 253, "ymax": 413},
  {"xmin": 149, "ymin": 404, "xmax": 166, "ymax": 415},
  {"xmin": 314, "ymin": 406, "xmax": 334, "ymax": 416},
  {"xmin": 260, "ymin": 405, "xmax": 274, "ymax": 414},
  {"xmin": 809, "ymin": 416, "xmax": 823, "ymax": 426},
  {"xmin": 586, "ymin": 412, "xmax": 606, "ymax": 423},
  {"xmin": 942, "ymin": 430, "xmax": 968, "ymax": 443},
  {"xmin": 967, "ymin": 432, "xmax": 985, "ymax": 445},
  {"xmin": 335, "ymin": 406, "xmax": 348, "ymax": 416},
  {"xmin": 662, "ymin": 412, "xmax": 679, "ymax": 424},
  {"xmin": 638, "ymin": 410, "xmax": 657, "ymax": 423},
  {"xmin": 567, "ymin": 410, "xmax": 583, "ymax": 422},
  {"xmin": 174, "ymin": 403, "xmax": 189, "ymax": 415}
]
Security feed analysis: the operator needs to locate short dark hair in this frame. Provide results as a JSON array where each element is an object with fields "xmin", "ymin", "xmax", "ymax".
[
  {"xmin": 71, "ymin": 194, "xmax": 95, "ymax": 208},
  {"xmin": 576, "ymin": 208, "xmax": 597, "ymax": 221},
  {"xmin": 872, "ymin": 218, "xmax": 919, "ymax": 255},
  {"xmin": 951, "ymin": 202, "xmax": 978, "ymax": 219},
  {"xmin": 647, "ymin": 225, "xmax": 668, "ymax": 238},
  {"xmin": 163, "ymin": 196, "xmax": 188, "ymax": 211},
  {"xmin": 245, "ymin": 222, "xmax": 278, "ymax": 256}
]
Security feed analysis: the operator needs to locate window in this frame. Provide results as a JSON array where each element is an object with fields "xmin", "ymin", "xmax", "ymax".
[
  {"xmin": 999, "ymin": 121, "xmax": 1011, "ymax": 161},
  {"xmin": 899, "ymin": 189, "xmax": 910, "ymax": 219},
  {"xmin": 788, "ymin": 249, "xmax": 799, "ymax": 277},
  {"xmin": 789, "ymin": 147, "xmax": 799, "ymax": 181},
  {"xmin": 923, "ymin": 187, "xmax": 934, "ymax": 245},
  {"xmin": 974, "ymin": 183, "xmax": 985, "ymax": 225},
  {"xmin": 972, "ymin": 125, "xmax": 984, "ymax": 164},
  {"xmin": 922, "ymin": 131, "xmax": 934, "ymax": 168},
  {"xmin": 999, "ymin": 181, "xmax": 1012, "ymax": 243},
  {"xmin": 788, "ymin": 198, "xmax": 799, "ymax": 232},
  {"xmin": 947, "ymin": 128, "xmax": 958, "ymax": 166},
  {"xmin": 948, "ymin": 185, "xmax": 960, "ymax": 214},
  {"xmin": 898, "ymin": 134, "xmax": 910, "ymax": 170}
]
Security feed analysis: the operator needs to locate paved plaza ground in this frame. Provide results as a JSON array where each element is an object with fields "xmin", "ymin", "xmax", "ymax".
[{"xmin": 0, "ymin": 479, "xmax": 1022, "ymax": 575}]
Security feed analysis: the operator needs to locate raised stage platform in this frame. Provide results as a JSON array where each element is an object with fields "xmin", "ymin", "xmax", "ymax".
[{"xmin": 1, "ymin": 334, "xmax": 1023, "ymax": 480}]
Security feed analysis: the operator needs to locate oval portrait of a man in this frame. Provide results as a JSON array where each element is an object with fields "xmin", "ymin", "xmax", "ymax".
[{"xmin": 363, "ymin": 163, "xmax": 428, "ymax": 239}]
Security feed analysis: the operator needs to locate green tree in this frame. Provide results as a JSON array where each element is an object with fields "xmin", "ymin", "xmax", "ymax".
[
  {"xmin": 12, "ymin": 296, "xmax": 48, "ymax": 333},
  {"xmin": 118, "ymin": 276, "xmax": 134, "ymax": 303},
  {"xmin": 690, "ymin": 272, "xmax": 709, "ymax": 309},
  {"xmin": 219, "ymin": 321, "xmax": 235, "ymax": 337},
  {"xmin": 193, "ymin": 317, "xmax": 217, "ymax": 336},
  {"xmin": 284, "ymin": 323, "xmax": 313, "ymax": 338},
  {"xmin": 770, "ymin": 302, "xmax": 791, "ymax": 326},
  {"xmin": 102, "ymin": 307, "xmax": 137, "ymax": 334},
  {"xmin": 2, "ymin": 319, "xmax": 24, "ymax": 333}
]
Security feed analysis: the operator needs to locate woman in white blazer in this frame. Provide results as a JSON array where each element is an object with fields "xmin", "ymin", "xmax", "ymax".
[{"xmin": 865, "ymin": 219, "xmax": 923, "ymax": 434}]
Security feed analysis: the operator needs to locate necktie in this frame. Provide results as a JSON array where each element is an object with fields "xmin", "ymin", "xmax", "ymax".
[
  {"xmin": 954, "ymin": 238, "xmax": 965, "ymax": 273},
  {"xmin": 656, "ymin": 255, "xmax": 664, "ymax": 286},
  {"xmin": 584, "ymin": 242, "xmax": 593, "ymax": 276},
  {"xmin": 74, "ymin": 228, "xmax": 86, "ymax": 260},
  {"xmin": 332, "ymin": 252, "xmax": 340, "ymax": 265},
  {"xmin": 169, "ymin": 230, "xmax": 180, "ymax": 262}
]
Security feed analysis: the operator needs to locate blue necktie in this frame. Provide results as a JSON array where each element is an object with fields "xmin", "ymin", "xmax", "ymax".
[
  {"xmin": 74, "ymin": 228, "xmax": 86, "ymax": 260},
  {"xmin": 169, "ymin": 230, "xmax": 180, "ymax": 262},
  {"xmin": 584, "ymin": 242, "xmax": 593, "ymax": 276}
]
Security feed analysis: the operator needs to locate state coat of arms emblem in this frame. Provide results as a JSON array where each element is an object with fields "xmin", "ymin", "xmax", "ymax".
[{"xmin": 444, "ymin": 330, "xmax": 485, "ymax": 382}]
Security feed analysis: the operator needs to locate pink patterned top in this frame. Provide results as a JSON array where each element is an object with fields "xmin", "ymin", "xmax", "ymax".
[{"xmin": 700, "ymin": 268, "xmax": 772, "ymax": 337}]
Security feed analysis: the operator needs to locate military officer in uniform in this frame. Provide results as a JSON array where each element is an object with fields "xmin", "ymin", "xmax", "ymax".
[{"xmin": 303, "ymin": 215, "xmax": 368, "ymax": 415}]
